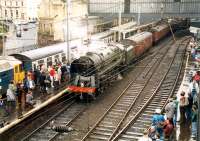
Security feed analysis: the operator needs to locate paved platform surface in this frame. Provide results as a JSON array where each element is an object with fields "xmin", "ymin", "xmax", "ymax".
[
  {"xmin": 175, "ymin": 52, "xmax": 197, "ymax": 141},
  {"xmin": 0, "ymin": 84, "xmax": 67, "ymax": 128}
]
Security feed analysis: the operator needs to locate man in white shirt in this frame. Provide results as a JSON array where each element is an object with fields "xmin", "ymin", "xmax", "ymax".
[
  {"xmin": 6, "ymin": 87, "xmax": 16, "ymax": 115},
  {"xmin": 188, "ymin": 80, "xmax": 199, "ymax": 96}
]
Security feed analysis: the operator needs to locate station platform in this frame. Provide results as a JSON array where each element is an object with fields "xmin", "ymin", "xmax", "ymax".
[
  {"xmin": 0, "ymin": 83, "xmax": 68, "ymax": 133},
  {"xmin": 175, "ymin": 45, "xmax": 199, "ymax": 141}
]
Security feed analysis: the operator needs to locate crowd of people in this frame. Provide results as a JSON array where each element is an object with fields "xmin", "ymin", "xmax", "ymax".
[
  {"xmin": 0, "ymin": 62, "xmax": 70, "ymax": 127},
  {"xmin": 139, "ymin": 100, "xmax": 177, "ymax": 141},
  {"xmin": 140, "ymin": 83, "xmax": 198, "ymax": 141},
  {"xmin": 32, "ymin": 62, "xmax": 70, "ymax": 93}
]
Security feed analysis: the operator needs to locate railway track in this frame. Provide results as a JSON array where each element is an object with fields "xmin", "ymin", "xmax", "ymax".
[
  {"xmin": 48, "ymin": 37, "xmax": 176, "ymax": 141},
  {"xmin": 111, "ymin": 36, "xmax": 191, "ymax": 141},
  {"xmin": 22, "ymin": 96, "xmax": 87, "ymax": 141},
  {"xmin": 17, "ymin": 36, "xmax": 173, "ymax": 141},
  {"xmin": 79, "ymin": 36, "xmax": 183, "ymax": 141},
  {"xmin": 17, "ymin": 35, "xmax": 185, "ymax": 141}
]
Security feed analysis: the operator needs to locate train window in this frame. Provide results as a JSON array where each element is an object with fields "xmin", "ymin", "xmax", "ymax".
[
  {"xmin": 55, "ymin": 59, "xmax": 57, "ymax": 64},
  {"xmin": 131, "ymin": 31, "xmax": 135, "ymax": 36},
  {"xmin": 15, "ymin": 66, "xmax": 18, "ymax": 73},
  {"xmin": 54, "ymin": 55, "xmax": 60, "ymax": 64},
  {"xmin": 47, "ymin": 57, "xmax": 52, "ymax": 67},
  {"xmin": 55, "ymin": 55, "xmax": 59, "ymax": 59},
  {"xmin": 19, "ymin": 64, "xmax": 23, "ymax": 72},
  {"xmin": 47, "ymin": 57, "xmax": 52, "ymax": 62},
  {"xmin": 47, "ymin": 61, "xmax": 52, "ymax": 67},
  {"xmin": 108, "ymin": 37, "xmax": 111, "ymax": 42},
  {"xmin": 62, "ymin": 56, "xmax": 66, "ymax": 62},
  {"xmin": 0, "ymin": 73, "xmax": 7, "ymax": 78},
  {"xmin": 16, "ymin": 25, "xmax": 22, "ymax": 37},
  {"xmin": 61, "ymin": 53, "xmax": 66, "ymax": 62},
  {"xmin": 120, "ymin": 33, "xmax": 123, "ymax": 40},
  {"xmin": 38, "ymin": 60, "xmax": 44, "ymax": 65},
  {"xmin": 33, "ymin": 64, "xmax": 36, "ymax": 70}
]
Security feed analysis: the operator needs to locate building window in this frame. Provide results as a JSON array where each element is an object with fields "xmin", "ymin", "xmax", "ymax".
[
  {"xmin": 43, "ymin": 24, "xmax": 45, "ymax": 31},
  {"xmin": 21, "ymin": 13, "xmax": 24, "ymax": 19},
  {"xmin": 50, "ymin": 23, "xmax": 53, "ymax": 34},
  {"xmin": 5, "ymin": 1, "xmax": 6, "ymax": 6},
  {"xmin": 5, "ymin": 10, "xmax": 7, "ymax": 17},
  {"xmin": 16, "ymin": 1, "xmax": 18, "ymax": 6},
  {"xmin": 10, "ymin": 10, "xmax": 13, "ymax": 18},
  {"xmin": 10, "ymin": 1, "xmax": 12, "ymax": 6},
  {"xmin": 16, "ymin": 10, "xmax": 18, "ymax": 18},
  {"xmin": 21, "ymin": 1, "xmax": 23, "ymax": 6}
]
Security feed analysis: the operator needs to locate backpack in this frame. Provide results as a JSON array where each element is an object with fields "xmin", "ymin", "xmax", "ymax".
[{"xmin": 192, "ymin": 84, "xmax": 197, "ymax": 97}]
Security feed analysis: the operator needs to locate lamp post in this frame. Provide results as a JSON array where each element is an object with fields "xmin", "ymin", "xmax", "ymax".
[
  {"xmin": 118, "ymin": 0, "xmax": 122, "ymax": 41},
  {"xmin": 137, "ymin": 6, "xmax": 141, "ymax": 25},
  {"xmin": 2, "ymin": 33, "xmax": 5, "ymax": 56},
  {"xmin": 66, "ymin": 0, "xmax": 70, "ymax": 64},
  {"xmin": 161, "ymin": 3, "xmax": 164, "ymax": 19},
  {"xmin": 2, "ymin": 19, "xmax": 6, "ymax": 56}
]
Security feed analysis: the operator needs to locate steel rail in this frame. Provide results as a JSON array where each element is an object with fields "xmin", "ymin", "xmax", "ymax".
[
  {"xmin": 81, "ymin": 37, "xmax": 174, "ymax": 141},
  {"xmin": 161, "ymin": 37, "xmax": 191, "ymax": 111},
  {"xmin": 22, "ymin": 96, "xmax": 77, "ymax": 141},
  {"xmin": 111, "ymin": 36, "xmax": 191, "ymax": 141},
  {"xmin": 50, "ymin": 36, "xmax": 174, "ymax": 141},
  {"xmin": 48, "ymin": 106, "xmax": 86, "ymax": 141},
  {"xmin": 18, "ymin": 37, "xmax": 173, "ymax": 141}
]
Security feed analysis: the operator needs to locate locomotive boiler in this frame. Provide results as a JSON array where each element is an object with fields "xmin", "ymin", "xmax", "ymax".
[{"xmin": 68, "ymin": 32, "xmax": 153, "ymax": 98}]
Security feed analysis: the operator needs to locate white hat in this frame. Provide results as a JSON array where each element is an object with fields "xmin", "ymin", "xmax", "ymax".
[{"xmin": 155, "ymin": 109, "xmax": 161, "ymax": 114}]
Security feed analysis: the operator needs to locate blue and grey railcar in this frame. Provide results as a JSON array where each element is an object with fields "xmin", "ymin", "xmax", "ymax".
[
  {"xmin": 12, "ymin": 42, "xmax": 77, "ymax": 72},
  {"xmin": 0, "ymin": 56, "xmax": 24, "ymax": 96}
]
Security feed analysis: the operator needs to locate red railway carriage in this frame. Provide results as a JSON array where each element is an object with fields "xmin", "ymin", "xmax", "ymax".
[
  {"xmin": 125, "ymin": 32, "xmax": 153, "ymax": 57},
  {"xmin": 151, "ymin": 24, "xmax": 170, "ymax": 43}
]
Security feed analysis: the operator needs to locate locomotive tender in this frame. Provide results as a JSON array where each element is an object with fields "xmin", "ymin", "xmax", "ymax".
[{"xmin": 68, "ymin": 19, "xmax": 189, "ymax": 98}]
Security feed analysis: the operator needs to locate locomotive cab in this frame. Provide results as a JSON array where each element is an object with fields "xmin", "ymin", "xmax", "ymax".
[{"xmin": 0, "ymin": 56, "xmax": 25, "ymax": 97}]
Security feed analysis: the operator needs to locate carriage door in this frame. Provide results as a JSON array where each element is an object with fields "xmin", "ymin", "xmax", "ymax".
[
  {"xmin": 14, "ymin": 65, "xmax": 19, "ymax": 84},
  {"xmin": 19, "ymin": 64, "xmax": 24, "ymax": 83}
]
